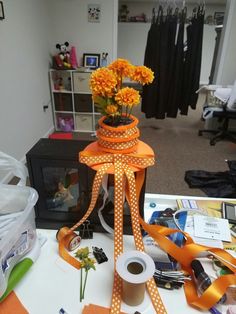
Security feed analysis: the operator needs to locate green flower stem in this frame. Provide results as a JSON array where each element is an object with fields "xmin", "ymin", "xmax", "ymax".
[
  {"xmin": 119, "ymin": 103, "xmax": 122, "ymax": 116},
  {"xmin": 128, "ymin": 105, "xmax": 133, "ymax": 118},
  {"xmin": 125, "ymin": 106, "xmax": 128, "ymax": 117},
  {"xmin": 82, "ymin": 270, "xmax": 89, "ymax": 300},
  {"xmin": 80, "ymin": 268, "xmax": 83, "ymax": 302}
]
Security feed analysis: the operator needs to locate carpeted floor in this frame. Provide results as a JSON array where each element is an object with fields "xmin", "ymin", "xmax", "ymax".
[{"xmin": 133, "ymin": 96, "xmax": 236, "ymax": 197}]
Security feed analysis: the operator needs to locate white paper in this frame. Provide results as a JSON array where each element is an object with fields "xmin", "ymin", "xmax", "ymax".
[
  {"xmin": 214, "ymin": 87, "xmax": 232, "ymax": 103},
  {"xmin": 194, "ymin": 215, "xmax": 232, "ymax": 242},
  {"xmin": 184, "ymin": 216, "xmax": 223, "ymax": 248}
]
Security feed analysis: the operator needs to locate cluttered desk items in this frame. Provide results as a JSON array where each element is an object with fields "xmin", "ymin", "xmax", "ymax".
[
  {"xmin": 1, "ymin": 147, "xmax": 236, "ymax": 314},
  {"xmin": 143, "ymin": 195, "xmax": 236, "ymax": 313}
]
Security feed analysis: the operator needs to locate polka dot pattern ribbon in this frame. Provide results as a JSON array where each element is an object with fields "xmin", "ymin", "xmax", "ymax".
[
  {"xmin": 96, "ymin": 114, "xmax": 140, "ymax": 154},
  {"xmin": 58, "ymin": 148, "xmax": 167, "ymax": 314},
  {"xmin": 125, "ymin": 168, "xmax": 167, "ymax": 314}
]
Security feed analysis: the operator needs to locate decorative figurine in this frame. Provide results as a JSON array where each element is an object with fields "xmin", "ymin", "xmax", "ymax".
[{"xmin": 101, "ymin": 52, "xmax": 108, "ymax": 67}]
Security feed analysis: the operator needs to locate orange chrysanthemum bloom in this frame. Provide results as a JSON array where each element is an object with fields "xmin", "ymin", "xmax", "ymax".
[
  {"xmin": 90, "ymin": 68, "xmax": 117, "ymax": 97},
  {"xmin": 105, "ymin": 104, "xmax": 118, "ymax": 115},
  {"xmin": 131, "ymin": 66, "xmax": 154, "ymax": 85},
  {"xmin": 108, "ymin": 58, "xmax": 133, "ymax": 78},
  {"xmin": 115, "ymin": 87, "xmax": 140, "ymax": 107}
]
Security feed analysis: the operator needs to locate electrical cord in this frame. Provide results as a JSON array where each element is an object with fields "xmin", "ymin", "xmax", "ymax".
[{"xmin": 173, "ymin": 208, "xmax": 208, "ymax": 231}]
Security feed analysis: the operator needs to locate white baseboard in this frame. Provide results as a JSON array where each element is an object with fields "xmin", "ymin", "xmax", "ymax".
[{"xmin": 43, "ymin": 126, "xmax": 55, "ymax": 139}]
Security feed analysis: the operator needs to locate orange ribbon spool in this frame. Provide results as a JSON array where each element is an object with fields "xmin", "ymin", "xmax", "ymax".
[{"xmin": 56, "ymin": 227, "xmax": 81, "ymax": 251}]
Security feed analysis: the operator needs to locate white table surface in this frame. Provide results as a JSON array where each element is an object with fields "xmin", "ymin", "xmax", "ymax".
[{"xmin": 14, "ymin": 194, "xmax": 234, "ymax": 314}]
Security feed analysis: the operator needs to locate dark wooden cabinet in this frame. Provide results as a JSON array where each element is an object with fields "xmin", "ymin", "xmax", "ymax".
[{"xmin": 26, "ymin": 138, "xmax": 146, "ymax": 234}]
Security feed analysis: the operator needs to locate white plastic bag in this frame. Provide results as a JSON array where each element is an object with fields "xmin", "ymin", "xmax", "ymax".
[
  {"xmin": 0, "ymin": 151, "xmax": 34, "ymax": 214},
  {"xmin": 0, "ymin": 151, "xmax": 28, "ymax": 186},
  {"xmin": 0, "ymin": 152, "xmax": 39, "ymax": 300}
]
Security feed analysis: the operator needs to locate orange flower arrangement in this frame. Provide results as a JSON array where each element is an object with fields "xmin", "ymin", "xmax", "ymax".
[{"xmin": 90, "ymin": 58, "xmax": 154, "ymax": 126}]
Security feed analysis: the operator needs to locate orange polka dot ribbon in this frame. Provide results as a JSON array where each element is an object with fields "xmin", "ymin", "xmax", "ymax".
[{"xmin": 57, "ymin": 145, "xmax": 167, "ymax": 314}]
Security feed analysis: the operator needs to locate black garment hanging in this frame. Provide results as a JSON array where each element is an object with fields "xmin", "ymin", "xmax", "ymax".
[
  {"xmin": 166, "ymin": 8, "xmax": 185, "ymax": 117},
  {"xmin": 142, "ymin": 8, "xmax": 161, "ymax": 118},
  {"xmin": 156, "ymin": 7, "xmax": 178, "ymax": 119},
  {"xmin": 190, "ymin": 9, "xmax": 204, "ymax": 108},
  {"xmin": 180, "ymin": 6, "xmax": 205, "ymax": 115},
  {"xmin": 142, "ymin": 4, "xmax": 204, "ymax": 119},
  {"xmin": 142, "ymin": 6, "xmax": 178, "ymax": 119}
]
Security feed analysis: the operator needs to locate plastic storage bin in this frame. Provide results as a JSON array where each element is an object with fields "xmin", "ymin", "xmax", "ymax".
[{"xmin": 0, "ymin": 184, "xmax": 39, "ymax": 300}]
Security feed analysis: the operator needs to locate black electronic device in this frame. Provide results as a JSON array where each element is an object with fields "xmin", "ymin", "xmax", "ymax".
[
  {"xmin": 92, "ymin": 247, "xmax": 108, "ymax": 264},
  {"xmin": 221, "ymin": 202, "xmax": 236, "ymax": 224}
]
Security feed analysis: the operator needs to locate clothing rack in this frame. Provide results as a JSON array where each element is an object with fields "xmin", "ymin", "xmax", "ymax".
[
  {"xmin": 143, "ymin": 0, "xmax": 205, "ymax": 119},
  {"xmin": 152, "ymin": 1, "xmax": 205, "ymax": 25}
]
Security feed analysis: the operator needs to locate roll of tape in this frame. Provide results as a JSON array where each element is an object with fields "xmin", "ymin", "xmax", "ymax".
[
  {"xmin": 56, "ymin": 227, "xmax": 81, "ymax": 251},
  {"xmin": 116, "ymin": 250, "xmax": 155, "ymax": 306}
]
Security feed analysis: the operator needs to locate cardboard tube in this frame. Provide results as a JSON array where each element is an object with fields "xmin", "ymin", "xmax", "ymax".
[
  {"xmin": 116, "ymin": 250, "xmax": 155, "ymax": 306},
  {"xmin": 122, "ymin": 279, "xmax": 146, "ymax": 306}
]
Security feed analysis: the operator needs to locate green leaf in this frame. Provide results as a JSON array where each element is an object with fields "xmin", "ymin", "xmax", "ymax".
[
  {"xmin": 95, "ymin": 107, "xmax": 107, "ymax": 116},
  {"xmin": 93, "ymin": 96, "xmax": 107, "ymax": 107}
]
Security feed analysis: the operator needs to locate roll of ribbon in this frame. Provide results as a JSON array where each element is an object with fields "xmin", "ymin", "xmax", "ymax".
[
  {"xmin": 56, "ymin": 227, "xmax": 81, "ymax": 251},
  {"xmin": 116, "ymin": 250, "xmax": 155, "ymax": 306}
]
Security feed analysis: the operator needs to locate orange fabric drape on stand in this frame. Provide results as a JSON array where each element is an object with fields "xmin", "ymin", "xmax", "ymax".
[{"xmin": 58, "ymin": 140, "xmax": 236, "ymax": 313}]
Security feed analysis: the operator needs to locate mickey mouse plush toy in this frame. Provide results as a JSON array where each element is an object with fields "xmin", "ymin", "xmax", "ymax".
[{"xmin": 54, "ymin": 42, "xmax": 72, "ymax": 69}]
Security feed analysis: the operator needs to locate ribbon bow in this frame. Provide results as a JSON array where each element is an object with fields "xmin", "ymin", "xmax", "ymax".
[{"xmin": 80, "ymin": 150, "xmax": 155, "ymax": 170}]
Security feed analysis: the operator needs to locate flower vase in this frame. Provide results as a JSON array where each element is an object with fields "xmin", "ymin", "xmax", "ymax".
[{"xmin": 96, "ymin": 114, "xmax": 140, "ymax": 154}]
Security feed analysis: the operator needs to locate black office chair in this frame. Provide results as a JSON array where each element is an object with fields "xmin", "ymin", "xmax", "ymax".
[{"xmin": 198, "ymin": 83, "xmax": 236, "ymax": 145}]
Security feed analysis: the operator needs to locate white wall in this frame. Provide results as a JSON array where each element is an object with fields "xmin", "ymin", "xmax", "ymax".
[
  {"xmin": 215, "ymin": 0, "xmax": 236, "ymax": 85},
  {"xmin": 118, "ymin": 23, "xmax": 149, "ymax": 65},
  {"xmin": 0, "ymin": 0, "xmax": 117, "ymax": 182},
  {"xmin": 47, "ymin": 0, "xmax": 117, "ymax": 66},
  {"xmin": 118, "ymin": 2, "xmax": 226, "ymax": 83},
  {"xmin": 0, "ymin": 0, "xmax": 53, "ymax": 166}
]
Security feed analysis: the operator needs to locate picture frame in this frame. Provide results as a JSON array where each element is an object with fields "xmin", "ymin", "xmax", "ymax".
[
  {"xmin": 83, "ymin": 53, "xmax": 100, "ymax": 69},
  {"xmin": 214, "ymin": 12, "xmax": 224, "ymax": 25},
  {"xmin": 0, "ymin": 1, "xmax": 5, "ymax": 20},
  {"xmin": 88, "ymin": 4, "xmax": 101, "ymax": 23}
]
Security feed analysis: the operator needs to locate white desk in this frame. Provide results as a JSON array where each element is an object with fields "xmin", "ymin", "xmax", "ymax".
[{"xmin": 14, "ymin": 194, "xmax": 234, "ymax": 314}]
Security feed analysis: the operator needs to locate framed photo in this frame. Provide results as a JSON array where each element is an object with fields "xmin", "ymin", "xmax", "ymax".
[
  {"xmin": 0, "ymin": 1, "xmax": 5, "ymax": 20},
  {"xmin": 214, "ymin": 12, "xmax": 224, "ymax": 25},
  {"xmin": 88, "ymin": 4, "xmax": 101, "ymax": 23},
  {"xmin": 83, "ymin": 53, "xmax": 100, "ymax": 69}
]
